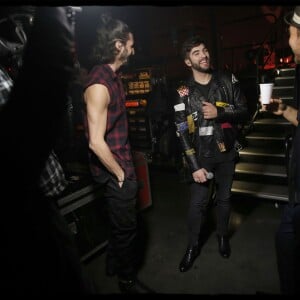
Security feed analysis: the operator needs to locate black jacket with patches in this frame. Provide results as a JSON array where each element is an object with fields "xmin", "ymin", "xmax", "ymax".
[{"xmin": 174, "ymin": 70, "xmax": 249, "ymax": 172}]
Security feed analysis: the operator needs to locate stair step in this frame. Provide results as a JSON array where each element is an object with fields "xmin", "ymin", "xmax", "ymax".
[
  {"xmin": 254, "ymin": 118, "xmax": 290, "ymax": 126},
  {"xmin": 281, "ymin": 96, "xmax": 294, "ymax": 102},
  {"xmin": 243, "ymin": 137, "xmax": 286, "ymax": 149},
  {"xmin": 251, "ymin": 117, "xmax": 293, "ymax": 138},
  {"xmin": 276, "ymin": 68, "xmax": 296, "ymax": 77},
  {"xmin": 239, "ymin": 147, "xmax": 285, "ymax": 157},
  {"xmin": 246, "ymin": 131, "xmax": 287, "ymax": 141},
  {"xmin": 231, "ymin": 67, "xmax": 294, "ymax": 203},
  {"xmin": 275, "ymin": 76, "xmax": 295, "ymax": 86},
  {"xmin": 272, "ymin": 86, "xmax": 294, "ymax": 97},
  {"xmin": 231, "ymin": 180, "xmax": 288, "ymax": 202},
  {"xmin": 256, "ymin": 110, "xmax": 293, "ymax": 121},
  {"xmin": 235, "ymin": 162, "xmax": 286, "ymax": 177}
]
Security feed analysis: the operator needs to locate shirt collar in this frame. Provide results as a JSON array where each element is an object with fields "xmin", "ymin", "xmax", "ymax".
[{"xmin": 103, "ymin": 64, "xmax": 118, "ymax": 80}]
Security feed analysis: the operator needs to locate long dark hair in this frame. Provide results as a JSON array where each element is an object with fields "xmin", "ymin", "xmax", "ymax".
[{"xmin": 92, "ymin": 14, "xmax": 131, "ymax": 64}]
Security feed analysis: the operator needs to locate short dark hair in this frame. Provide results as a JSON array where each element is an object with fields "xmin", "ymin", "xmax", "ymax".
[
  {"xmin": 181, "ymin": 35, "xmax": 207, "ymax": 60},
  {"xmin": 92, "ymin": 14, "xmax": 131, "ymax": 64}
]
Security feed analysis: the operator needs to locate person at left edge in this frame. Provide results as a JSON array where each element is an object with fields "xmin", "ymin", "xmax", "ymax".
[{"xmin": 0, "ymin": 7, "xmax": 92, "ymax": 294}]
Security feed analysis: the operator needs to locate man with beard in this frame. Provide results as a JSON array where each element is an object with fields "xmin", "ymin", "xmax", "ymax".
[
  {"xmin": 260, "ymin": 6, "xmax": 300, "ymax": 294},
  {"xmin": 83, "ymin": 14, "xmax": 153, "ymax": 294},
  {"xmin": 173, "ymin": 36, "xmax": 248, "ymax": 272}
]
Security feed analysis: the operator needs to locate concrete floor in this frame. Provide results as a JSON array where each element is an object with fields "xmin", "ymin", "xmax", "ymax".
[{"xmin": 83, "ymin": 166, "xmax": 282, "ymax": 295}]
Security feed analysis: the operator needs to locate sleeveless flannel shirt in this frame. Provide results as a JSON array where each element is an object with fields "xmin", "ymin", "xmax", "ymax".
[{"xmin": 83, "ymin": 64, "xmax": 136, "ymax": 180}]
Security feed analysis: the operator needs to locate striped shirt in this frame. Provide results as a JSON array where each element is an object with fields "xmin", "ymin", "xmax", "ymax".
[{"xmin": 84, "ymin": 64, "xmax": 136, "ymax": 180}]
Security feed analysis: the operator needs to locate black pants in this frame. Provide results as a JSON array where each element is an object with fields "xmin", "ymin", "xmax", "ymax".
[
  {"xmin": 275, "ymin": 202, "xmax": 300, "ymax": 294},
  {"xmin": 95, "ymin": 174, "xmax": 138, "ymax": 280},
  {"xmin": 187, "ymin": 156, "xmax": 235, "ymax": 245}
]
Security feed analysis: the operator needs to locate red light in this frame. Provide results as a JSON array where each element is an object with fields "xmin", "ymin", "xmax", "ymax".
[{"xmin": 126, "ymin": 101, "xmax": 139, "ymax": 107}]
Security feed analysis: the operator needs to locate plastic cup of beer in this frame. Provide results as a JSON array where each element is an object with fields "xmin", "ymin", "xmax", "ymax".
[{"xmin": 259, "ymin": 83, "xmax": 274, "ymax": 105}]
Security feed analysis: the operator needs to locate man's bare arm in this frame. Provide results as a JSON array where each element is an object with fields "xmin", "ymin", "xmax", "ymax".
[{"xmin": 84, "ymin": 84, "xmax": 125, "ymax": 184}]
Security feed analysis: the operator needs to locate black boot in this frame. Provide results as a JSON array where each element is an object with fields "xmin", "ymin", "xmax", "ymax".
[
  {"xmin": 217, "ymin": 235, "xmax": 231, "ymax": 258},
  {"xmin": 118, "ymin": 278, "xmax": 156, "ymax": 294},
  {"xmin": 179, "ymin": 245, "xmax": 200, "ymax": 272}
]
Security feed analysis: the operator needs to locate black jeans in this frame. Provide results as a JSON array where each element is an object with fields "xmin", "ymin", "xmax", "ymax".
[
  {"xmin": 187, "ymin": 155, "xmax": 235, "ymax": 245},
  {"xmin": 95, "ymin": 174, "xmax": 138, "ymax": 280},
  {"xmin": 275, "ymin": 202, "xmax": 300, "ymax": 294}
]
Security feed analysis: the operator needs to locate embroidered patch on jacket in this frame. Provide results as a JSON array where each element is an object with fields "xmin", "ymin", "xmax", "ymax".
[
  {"xmin": 199, "ymin": 126, "xmax": 214, "ymax": 136},
  {"xmin": 185, "ymin": 148, "xmax": 196, "ymax": 156},
  {"xmin": 191, "ymin": 111, "xmax": 198, "ymax": 121},
  {"xmin": 216, "ymin": 101, "xmax": 234, "ymax": 112},
  {"xmin": 216, "ymin": 101, "xmax": 229, "ymax": 107},
  {"xmin": 187, "ymin": 114, "xmax": 195, "ymax": 133},
  {"xmin": 174, "ymin": 103, "xmax": 185, "ymax": 111},
  {"xmin": 177, "ymin": 85, "xmax": 189, "ymax": 97},
  {"xmin": 176, "ymin": 121, "xmax": 188, "ymax": 132},
  {"xmin": 232, "ymin": 74, "xmax": 239, "ymax": 84}
]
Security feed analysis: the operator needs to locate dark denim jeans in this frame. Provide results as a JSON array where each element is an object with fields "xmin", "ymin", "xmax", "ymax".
[
  {"xmin": 275, "ymin": 202, "xmax": 300, "ymax": 294},
  {"xmin": 95, "ymin": 174, "xmax": 139, "ymax": 280},
  {"xmin": 188, "ymin": 156, "xmax": 235, "ymax": 245}
]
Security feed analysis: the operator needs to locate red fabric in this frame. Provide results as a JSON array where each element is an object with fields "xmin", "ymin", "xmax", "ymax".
[{"xmin": 221, "ymin": 122, "xmax": 232, "ymax": 129}]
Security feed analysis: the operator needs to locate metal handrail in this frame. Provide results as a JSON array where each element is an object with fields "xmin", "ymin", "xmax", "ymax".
[{"xmin": 221, "ymin": 13, "xmax": 279, "ymax": 74}]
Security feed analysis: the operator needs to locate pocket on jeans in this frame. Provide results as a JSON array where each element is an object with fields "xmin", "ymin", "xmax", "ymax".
[{"xmin": 121, "ymin": 179, "xmax": 138, "ymax": 199}]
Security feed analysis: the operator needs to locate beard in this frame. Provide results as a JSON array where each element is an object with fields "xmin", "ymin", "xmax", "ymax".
[
  {"xmin": 119, "ymin": 48, "xmax": 130, "ymax": 66},
  {"xmin": 191, "ymin": 60, "xmax": 212, "ymax": 73}
]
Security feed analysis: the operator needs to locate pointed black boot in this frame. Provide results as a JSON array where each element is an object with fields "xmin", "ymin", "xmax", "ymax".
[
  {"xmin": 179, "ymin": 245, "xmax": 200, "ymax": 272},
  {"xmin": 118, "ymin": 278, "xmax": 156, "ymax": 294},
  {"xmin": 217, "ymin": 235, "xmax": 231, "ymax": 258}
]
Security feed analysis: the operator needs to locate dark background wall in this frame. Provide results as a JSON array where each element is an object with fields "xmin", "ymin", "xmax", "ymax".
[{"xmin": 75, "ymin": 5, "xmax": 292, "ymax": 80}]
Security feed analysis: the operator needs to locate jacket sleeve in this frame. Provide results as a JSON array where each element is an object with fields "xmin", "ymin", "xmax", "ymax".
[
  {"xmin": 215, "ymin": 73, "xmax": 249, "ymax": 124},
  {"xmin": 174, "ymin": 90, "xmax": 200, "ymax": 173}
]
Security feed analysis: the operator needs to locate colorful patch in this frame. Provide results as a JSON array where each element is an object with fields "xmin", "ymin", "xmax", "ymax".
[
  {"xmin": 216, "ymin": 101, "xmax": 229, "ymax": 107},
  {"xmin": 232, "ymin": 74, "xmax": 239, "ymax": 84},
  {"xmin": 187, "ymin": 114, "xmax": 195, "ymax": 133},
  {"xmin": 185, "ymin": 148, "xmax": 196, "ymax": 156},
  {"xmin": 176, "ymin": 121, "xmax": 188, "ymax": 132},
  {"xmin": 177, "ymin": 85, "xmax": 189, "ymax": 97},
  {"xmin": 174, "ymin": 103, "xmax": 185, "ymax": 111}
]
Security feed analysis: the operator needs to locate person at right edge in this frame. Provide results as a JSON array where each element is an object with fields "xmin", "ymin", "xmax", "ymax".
[
  {"xmin": 174, "ymin": 35, "xmax": 248, "ymax": 272},
  {"xmin": 260, "ymin": 6, "xmax": 300, "ymax": 295},
  {"xmin": 83, "ymin": 14, "xmax": 154, "ymax": 294}
]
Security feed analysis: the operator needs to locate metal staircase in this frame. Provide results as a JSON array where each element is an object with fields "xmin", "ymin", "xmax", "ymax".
[{"xmin": 232, "ymin": 67, "xmax": 295, "ymax": 202}]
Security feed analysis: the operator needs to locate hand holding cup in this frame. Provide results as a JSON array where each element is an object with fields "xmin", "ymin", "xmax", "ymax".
[
  {"xmin": 259, "ymin": 83, "xmax": 274, "ymax": 104},
  {"xmin": 259, "ymin": 97, "xmax": 286, "ymax": 116}
]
